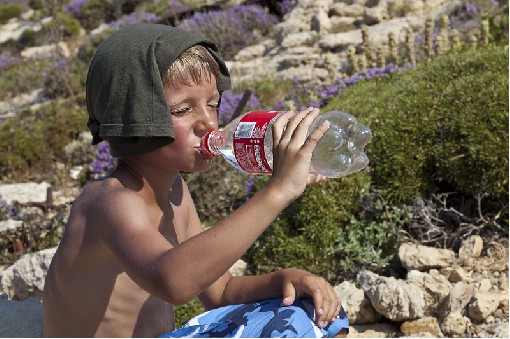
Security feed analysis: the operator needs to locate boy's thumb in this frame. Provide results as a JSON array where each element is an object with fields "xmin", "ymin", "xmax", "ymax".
[{"xmin": 281, "ymin": 282, "xmax": 296, "ymax": 306}]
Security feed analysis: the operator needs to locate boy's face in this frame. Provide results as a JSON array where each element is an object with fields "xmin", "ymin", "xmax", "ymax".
[{"xmin": 141, "ymin": 74, "xmax": 220, "ymax": 173}]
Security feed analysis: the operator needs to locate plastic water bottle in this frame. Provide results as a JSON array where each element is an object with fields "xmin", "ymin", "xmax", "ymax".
[{"xmin": 199, "ymin": 110, "xmax": 372, "ymax": 178}]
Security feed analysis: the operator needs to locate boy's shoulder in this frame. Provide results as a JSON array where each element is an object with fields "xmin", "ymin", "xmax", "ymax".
[{"xmin": 78, "ymin": 178, "xmax": 148, "ymax": 221}]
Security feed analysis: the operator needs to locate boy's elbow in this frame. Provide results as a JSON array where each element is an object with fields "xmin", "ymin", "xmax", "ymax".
[{"xmin": 161, "ymin": 279, "xmax": 200, "ymax": 306}]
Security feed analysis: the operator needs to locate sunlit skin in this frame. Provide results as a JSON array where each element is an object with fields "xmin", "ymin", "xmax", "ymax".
[{"xmin": 43, "ymin": 73, "xmax": 342, "ymax": 337}]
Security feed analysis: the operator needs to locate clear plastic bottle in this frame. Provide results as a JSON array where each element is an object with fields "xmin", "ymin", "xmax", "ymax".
[{"xmin": 199, "ymin": 110, "xmax": 372, "ymax": 178}]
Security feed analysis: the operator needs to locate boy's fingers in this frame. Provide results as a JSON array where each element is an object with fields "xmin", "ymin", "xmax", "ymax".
[
  {"xmin": 280, "ymin": 107, "xmax": 318, "ymax": 144},
  {"xmin": 300, "ymin": 119, "xmax": 330, "ymax": 155},
  {"xmin": 325, "ymin": 285, "xmax": 340, "ymax": 323},
  {"xmin": 281, "ymin": 281, "xmax": 296, "ymax": 306},
  {"xmin": 272, "ymin": 111, "xmax": 295, "ymax": 145},
  {"xmin": 318, "ymin": 281, "xmax": 335, "ymax": 326}
]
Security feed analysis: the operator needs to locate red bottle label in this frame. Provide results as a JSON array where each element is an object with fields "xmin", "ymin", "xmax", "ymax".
[{"xmin": 233, "ymin": 111, "xmax": 279, "ymax": 174}]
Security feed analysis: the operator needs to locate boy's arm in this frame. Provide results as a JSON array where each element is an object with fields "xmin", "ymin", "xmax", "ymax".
[{"xmin": 92, "ymin": 108, "xmax": 332, "ymax": 311}]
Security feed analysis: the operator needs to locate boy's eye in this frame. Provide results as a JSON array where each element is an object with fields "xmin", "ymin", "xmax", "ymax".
[
  {"xmin": 208, "ymin": 103, "xmax": 219, "ymax": 112},
  {"xmin": 171, "ymin": 107, "xmax": 192, "ymax": 116}
]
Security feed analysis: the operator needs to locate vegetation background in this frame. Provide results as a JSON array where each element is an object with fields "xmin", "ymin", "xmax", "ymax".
[{"xmin": 0, "ymin": 0, "xmax": 508, "ymax": 328}]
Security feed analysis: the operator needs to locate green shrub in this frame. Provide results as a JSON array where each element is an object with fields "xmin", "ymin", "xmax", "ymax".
[
  {"xmin": 341, "ymin": 190, "xmax": 411, "ymax": 278},
  {"xmin": 174, "ymin": 298, "xmax": 205, "ymax": 329},
  {"xmin": 71, "ymin": 0, "xmax": 106, "ymax": 31},
  {"xmin": 28, "ymin": 0, "xmax": 43, "ymax": 11},
  {"xmin": 18, "ymin": 29, "xmax": 37, "ymax": 47},
  {"xmin": 246, "ymin": 172, "xmax": 372, "ymax": 283},
  {"xmin": 0, "ymin": 3, "xmax": 24, "ymax": 25},
  {"xmin": 0, "ymin": 59, "xmax": 51, "ymax": 101},
  {"xmin": 43, "ymin": 57, "xmax": 87, "ymax": 99},
  {"xmin": 322, "ymin": 45, "xmax": 508, "ymax": 207},
  {"xmin": 184, "ymin": 158, "xmax": 251, "ymax": 226},
  {"xmin": 0, "ymin": 96, "xmax": 88, "ymax": 181},
  {"xmin": 77, "ymin": 28, "xmax": 115, "ymax": 64},
  {"xmin": 44, "ymin": 12, "xmax": 82, "ymax": 38}
]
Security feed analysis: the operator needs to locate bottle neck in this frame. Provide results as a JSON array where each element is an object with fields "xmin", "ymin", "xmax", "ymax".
[{"xmin": 199, "ymin": 130, "xmax": 221, "ymax": 156}]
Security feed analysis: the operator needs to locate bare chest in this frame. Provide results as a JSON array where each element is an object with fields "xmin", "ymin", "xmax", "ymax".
[{"xmin": 96, "ymin": 272, "xmax": 175, "ymax": 337}]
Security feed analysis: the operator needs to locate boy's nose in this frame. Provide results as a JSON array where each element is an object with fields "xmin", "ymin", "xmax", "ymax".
[{"xmin": 195, "ymin": 108, "xmax": 218, "ymax": 133}]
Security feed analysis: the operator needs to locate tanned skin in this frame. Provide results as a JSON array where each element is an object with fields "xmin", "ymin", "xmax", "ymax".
[{"xmin": 43, "ymin": 75, "xmax": 343, "ymax": 337}]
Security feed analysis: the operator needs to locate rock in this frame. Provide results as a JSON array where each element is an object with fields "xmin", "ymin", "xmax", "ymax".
[
  {"xmin": 0, "ymin": 89, "xmax": 43, "ymax": 116},
  {"xmin": 0, "ymin": 296, "xmax": 43, "ymax": 337},
  {"xmin": 400, "ymin": 317, "xmax": 442, "ymax": 337},
  {"xmin": 233, "ymin": 43, "xmax": 267, "ymax": 62},
  {"xmin": 329, "ymin": 3, "xmax": 365, "ymax": 17},
  {"xmin": 399, "ymin": 333, "xmax": 436, "ymax": 337},
  {"xmin": 0, "ymin": 182, "xmax": 51, "ymax": 204},
  {"xmin": 334, "ymin": 281, "xmax": 380, "ymax": 324},
  {"xmin": 441, "ymin": 311, "xmax": 471, "ymax": 337},
  {"xmin": 441, "ymin": 281, "xmax": 476, "ymax": 316},
  {"xmin": 399, "ymin": 242, "xmax": 455, "ymax": 271},
  {"xmin": 20, "ymin": 41, "xmax": 71, "ymax": 59},
  {"xmin": 69, "ymin": 166, "xmax": 84, "ymax": 180},
  {"xmin": 407, "ymin": 270, "xmax": 452, "ymax": 314},
  {"xmin": 458, "ymin": 235, "xmax": 484, "ymax": 262},
  {"xmin": 329, "ymin": 16, "xmax": 358, "ymax": 33},
  {"xmin": 0, "ymin": 247, "xmax": 56, "ymax": 301},
  {"xmin": 490, "ymin": 320, "xmax": 509, "ymax": 338},
  {"xmin": 280, "ymin": 32, "xmax": 318, "ymax": 48},
  {"xmin": 311, "ymin": 9, "xmax": 331, "ymax": 32},
  {"xmin": 0, "ymin": 220, "xmax": 23, "ymax": 233},
  {"xmin": 477, "ymin": 278, "xmax": 492, "ymax": 292},
  {"xmin": 348, "ymin": 323, "xmax": 399, "ymax": 338},
  {"xmin": 0, "ymin": 265, "xmax": 14, "ymax": 297},
  {"xmin": 468, "ymin": 292, "xmax": 502, "ymax": 323},
  {"xmin": 0, "ymin": 14, "xmax": 46, "ymax": 44},
  {"xmin": 228, "ymin": 259, "xmax": 247, "ymax": 276},
  {"xmin": 357, "ymin": 270, "xmax": 425, "ymax": 321},
  {"xmin": 445, "ymin": 266, "xmax": 471, "ymax": 283},
  {"xmin": 363, "ymin": 5, "xmax": 390, "ymax": 25}
]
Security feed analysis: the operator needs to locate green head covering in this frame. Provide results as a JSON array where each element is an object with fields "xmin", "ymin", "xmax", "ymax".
[{"xmin": 86, "ymin": 23, "xmax": 231, "ymax": 157}]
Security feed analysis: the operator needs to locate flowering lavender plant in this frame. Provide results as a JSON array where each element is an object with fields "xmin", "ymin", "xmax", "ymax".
[
  {"xmin": 273, "ymin": 63, "xmax": 415, "ymax": 111},
  {"xmin": 65, "ymin": 0, "xmax": 89, "ymax": 14},
  {"xmin": 42, "ymin": 56, "xmax": 85, "ymax": 98},
  {"xmin": 90, "ymin": 141, "xmax": 117, "ymax": 180},
  {"xmin": 178, "ymin": 5, "xmax": 278, "ymax": 60},
  {"xmin": 0, "ymin": 198, "xmax": 15, "ymax": 221},
  {"xmin": 280, "ymin": 0, "xmax": 295, "ymax": 15},
  {"xmin": 0, "ymin": 54, "xmax": 21, "ymax": 71},
  {"xmin": 218, "ymin": 90, "xmax": 262, "ymax": 126},
  {"xmin": 108, "ymin": 11, "xmax": 159, "ymax": 29}
]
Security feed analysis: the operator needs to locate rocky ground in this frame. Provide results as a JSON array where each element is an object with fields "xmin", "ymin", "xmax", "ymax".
[{"xmin": 1, "ymin": 209, "xmax": 508, "ymax": 337}]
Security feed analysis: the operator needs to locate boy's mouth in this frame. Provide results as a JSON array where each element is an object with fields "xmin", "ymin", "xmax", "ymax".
[{"xmin": 196, "ymin": 147, "xmax": 215, "ymax": 159}]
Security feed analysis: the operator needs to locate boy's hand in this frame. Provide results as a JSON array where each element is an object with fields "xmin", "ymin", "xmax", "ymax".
[
  {"xmin": 279, "ymin": 268, "xmax": 341, "ymax": 328},
  {"xmin": 307, "ymin": 173, "xmax": 326, "ymax": 186},
  {"xmin": 268, "ymin": 107, "xmax": 330, "ymax": 201}
]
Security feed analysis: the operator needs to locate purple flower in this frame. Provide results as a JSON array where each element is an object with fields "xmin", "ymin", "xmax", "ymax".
[
  {"xmin": 276, "ymin": 63, "xmax": 416, "ymax": 110},
  {"xmin": 177, "ymin": 5, "xmax": 278, "ymax": 60},
  {"xmin": 218, "ymin": 91, "xmax": 262, "ymax": 126},
  {"xmin": 90, "ymin": 141, "xmax": 117, "ymax": 179},
  {"xmin": 465, "ymin": 4, "xmax": 480, "ymax": 16},
  {"xmin": 280, "ymin": 0, "xmax": 296, "ymax": 15},
  {"xmin": 65, "ymin": 0, "xmax": 88, "ymax": 14},
  {"xmin": 51, "ymin": 59, "xmax": 67, "ymax": 69},
  {"xmin": 109, "ymin": 11, "xmax": 159, "ymax": 29},
  {"xmin": 0, "ymin": 198, "xmax": 16, "ymax": 219},
  {"xmin": 0, "ymin": 54, "xmax": 21, "ymax": 70}
]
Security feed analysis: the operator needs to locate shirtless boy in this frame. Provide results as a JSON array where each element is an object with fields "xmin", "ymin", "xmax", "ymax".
[{"xmin": 43, "ymin": 23, "xmax": 348, "ymax": 337}]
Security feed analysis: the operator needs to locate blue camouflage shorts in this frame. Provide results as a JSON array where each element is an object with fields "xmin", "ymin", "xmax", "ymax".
[{"xmin": 159, "ymin": 298, "xmax": 349, "ymax": 338}]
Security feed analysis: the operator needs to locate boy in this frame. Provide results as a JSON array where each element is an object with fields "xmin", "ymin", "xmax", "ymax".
[{"xmin": 43, "ymin": 23, "xmax": 349, "ymax": 337}]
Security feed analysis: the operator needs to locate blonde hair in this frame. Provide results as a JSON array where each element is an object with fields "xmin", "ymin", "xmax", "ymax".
[{"xmin": 163, "ymin": 45, "xmax": 221, "ymax": 87}]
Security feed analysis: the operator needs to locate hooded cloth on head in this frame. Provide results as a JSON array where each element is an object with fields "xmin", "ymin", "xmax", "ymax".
[{"xmin": 86, "ymin": 23, "xmax": 231, "ymax": 158}]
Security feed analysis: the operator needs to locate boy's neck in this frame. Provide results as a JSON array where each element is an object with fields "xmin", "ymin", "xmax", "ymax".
[{"xmin": 112, "ymin": 159, "xmax": 180, "ymax": 209}]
